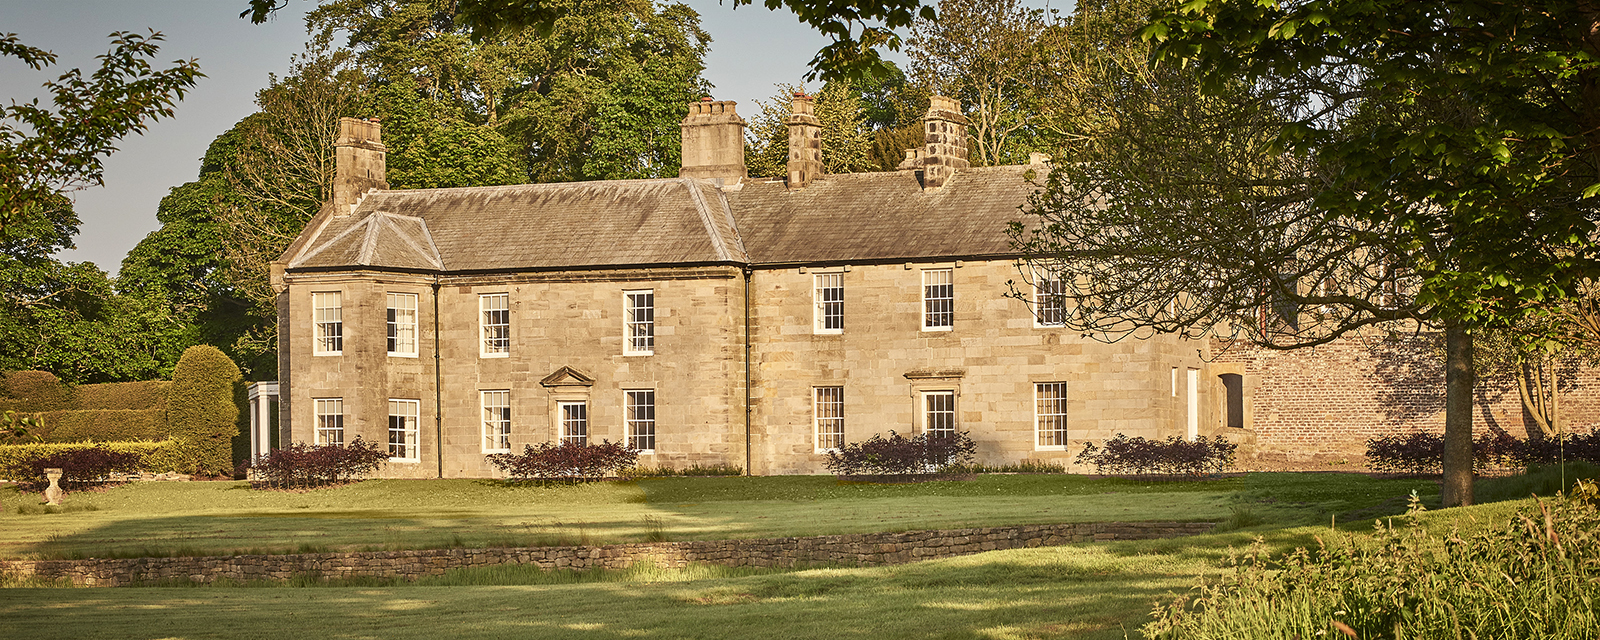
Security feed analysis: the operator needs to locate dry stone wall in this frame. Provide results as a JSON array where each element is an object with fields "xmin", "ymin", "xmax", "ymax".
[{"xmin": 1, "ymin": 521, "xmax": 1214, "ymax": 587}]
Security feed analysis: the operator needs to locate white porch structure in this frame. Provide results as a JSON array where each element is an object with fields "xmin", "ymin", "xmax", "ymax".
[{"xmin": 247, "ymin": 381, "xmax": 280, "ymax": 460}]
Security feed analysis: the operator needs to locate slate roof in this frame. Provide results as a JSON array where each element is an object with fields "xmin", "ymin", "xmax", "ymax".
[
  {"xmin": 729, "ymin": 165, "xmax": 1037, "ymax": 264},
  {"xmin": 283, "ymin": 166, "xmax": 1040, "ymax": 272}
]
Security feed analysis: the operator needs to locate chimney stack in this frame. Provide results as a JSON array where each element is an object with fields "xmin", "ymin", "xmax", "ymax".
[
  {"xmin": 921, "ymin": 96, "xmax": 969, "ymax": 189},
  {"xmin": 786, "ymin": 92, "xmax": 823, "ymax": 190},
  {"xmin": 679, "ymin": 98, "xmax": 748, "ymax": 184},
  {"xmin": 333, "ymin": 117, "xmax": 388, "ymax": 216}
]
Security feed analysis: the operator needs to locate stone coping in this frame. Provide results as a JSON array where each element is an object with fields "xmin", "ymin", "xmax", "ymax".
[{"xmin": 1, "ymin": 520, "xmax": 1216, "ymax": 587}]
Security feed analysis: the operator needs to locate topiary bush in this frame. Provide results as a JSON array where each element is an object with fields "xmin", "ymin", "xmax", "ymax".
[
  {"xmin": 824, "ymin": 430, "xmax": 978, "ymax": 476},
  {"xmin": 487, "ymin": 440, "xmax": 640, "ymax": 480},
  {"xmin": 164, "ymin": 345, "xmax": 242, "ymax": 475},
  {"xmin": 36, "ymin": 409, "xmax": 165, "ymax": 442},
  {"xmin": 1074, "ymin": 434, "xmax": 1237, "ymax": 476},
  {"xmin": 250, "ymin": 438, "xmax": 388, "ymax": 489}
]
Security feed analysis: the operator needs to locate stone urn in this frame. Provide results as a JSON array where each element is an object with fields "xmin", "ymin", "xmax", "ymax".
[{"xmin": 43, "ymin": 467, "xmax": 63, "ymax": 506}]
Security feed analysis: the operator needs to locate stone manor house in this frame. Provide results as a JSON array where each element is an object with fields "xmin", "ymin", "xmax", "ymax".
[{"xmin": 271, "ymin": 96, "xmax": 1600, "ymax": 478}]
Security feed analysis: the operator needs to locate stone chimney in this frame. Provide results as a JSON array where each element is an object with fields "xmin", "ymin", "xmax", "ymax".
[
  {"xmin": 786, "ymin": 92, "xmax": 823, "ymax": 190},
  {"xmin": 921, "ymin": 96, "xmax": 969, "ymax": 189},
  {"xmin": 679, "ymin": 98, "xmax": 748, "ymax": 184},
  {"xmin": 333, "ymin": 117, "xmax": 388, "ymax": 216}
]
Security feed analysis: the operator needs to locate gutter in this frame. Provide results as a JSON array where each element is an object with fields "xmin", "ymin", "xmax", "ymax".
[
  {"xmin": 432, "ymin": 275, "xmax": 443, "ymax": 478},
  {"xmin": 744, "ymin": 266, "xmax": 753, "ymax": 476}
]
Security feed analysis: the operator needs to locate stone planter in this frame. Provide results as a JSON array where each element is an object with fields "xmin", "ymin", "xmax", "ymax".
[{"xmin": 836, "ymin": 473, "xmax": 977, "ymax": 484}]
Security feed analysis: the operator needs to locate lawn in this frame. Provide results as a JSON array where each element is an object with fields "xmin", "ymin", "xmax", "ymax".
[
  {"xmin": 0, "ymin": 473, "xmax": 1439, "ymax": 560},
  {"xmin": 0, "ymin": 500, "xmax": 1533, "ymax": 640}
]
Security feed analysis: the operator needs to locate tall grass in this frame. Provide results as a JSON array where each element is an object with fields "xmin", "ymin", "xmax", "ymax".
[
  {"xmin": 1144, "ymin": 484, "xmax": 1600, "ymax": 639},
  {"xmin": 1476, "ymin": 461, "xmax": 1600, "ymax": 504}
]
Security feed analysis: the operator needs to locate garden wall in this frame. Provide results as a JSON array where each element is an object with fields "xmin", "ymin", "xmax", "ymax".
[
  {"xmin": 1214, "ymin": 336, "xmax": 1600, "ymax": 458},
  {"xmin": 0, "ymin": 521, "xmax": 1215, "ymax": 587}
]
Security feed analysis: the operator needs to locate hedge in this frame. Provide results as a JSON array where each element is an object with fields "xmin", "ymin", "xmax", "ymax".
[
  {"xmin": 0, "ymin": 370, "xmax": 73, "ymax": 412},
  {"xmin": 164, "ymin": 345, "xmax": 242, "ymax": 475},
  {"xmin": 71, "ymin": 380, "xmax": 170, "ymax": 411},
  {"xmin": 0, "ymin": 441, "xmax": 177, "ymax": 482},
  {"xmin": 36, "ymin": 409, "xmax": 166, "ymax": 442}
]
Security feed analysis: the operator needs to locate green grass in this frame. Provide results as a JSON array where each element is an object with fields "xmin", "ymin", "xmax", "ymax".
[
  {"xmin": 0, "ymin": 501, "xmax": 1533, "ymax": 640},
  {"xmin": 0, "ymin": 473, "xmax": 1438, "ymax": 560}
]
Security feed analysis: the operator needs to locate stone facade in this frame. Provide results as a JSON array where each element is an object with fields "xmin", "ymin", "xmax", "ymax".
[
  {"xmin": 748, "ymin": 260, "xmax": 1223, "ymax": 474},
  {"xmin": 0, "ymin": 521, "xmax": 1215, "ymax": 587},
  {"xmin": 274, "ymin": 99, "xmax": 1600, "ymax": 478}
]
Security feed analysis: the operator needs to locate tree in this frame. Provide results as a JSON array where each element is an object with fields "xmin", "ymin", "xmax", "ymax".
[
  {"xmin": 0, "ymin": 31, "xmax": 201, "ymax": 240},
  {"xmin": 907, "ymin": 0, "xmax": 1063, "ymax": 167},
  {"xmin": 744, "ymin": 81, "xmax": 873, "ymax": 178},
  {"xmin": 245, "ymin": 0, "xmax": 935, "ymax": 82},
  {"xmin": 1018, "ymin": 0, "xmax": 1600, "ymax": 507},
  {"xmin": 306, "ymin": 0, "xmax": 710, "ymax": 183}
]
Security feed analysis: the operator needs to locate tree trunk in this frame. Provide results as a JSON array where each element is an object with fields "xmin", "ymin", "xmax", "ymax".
[{"xmin": 1441, "ymin": 323, "xmax": 1475, "ymax": 507}]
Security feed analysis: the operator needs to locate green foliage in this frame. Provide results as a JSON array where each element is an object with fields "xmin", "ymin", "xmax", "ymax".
[
  {"xmin": 252, "ymin": 0, "xmax": 935, "ymax": 83},
  {"xmin": 0, "ymin": 440, "xmax": 175, "ymax": 481},
  {"xmin": 0, "ymin": 31, "xmax": 201, "ymax": 238},
  {"xmin": 745, "ymin": 81, "xmax": 876, "ymax": 178},
  {"xmin": 35, "ymin": 409, "xmax": 165, "ymax": 443},
  {"xmin": 624, "ymin": 463, "xmax": 744, "ymax": 477},
  {"xmin": 0, "ymin": 370, "xmax": 70, "ymax": 412},
  {"xmin": 1144, "ymin": 487, "xmax": 1600, "ymax": 639},
  {"xmin": 164, "ymin": 345, "xmax": 242, "ymax": 475},
  {"xmin": 68, "ymin": 380, "xmax": 170, "ymax": 411},
  {"xmin": 1476, "ymin": 462, "xmax": 1600, "ymax": 505},
  {"xmin": 364, "ymin": 80, "xmax": 525, "ymax": 190}
]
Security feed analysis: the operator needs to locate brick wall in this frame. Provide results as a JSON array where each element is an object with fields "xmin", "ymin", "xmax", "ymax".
[
  {"xmin": 0, "ymin": 521, "xmax": 1214, "ymax": 587},
  {"xmin": 1214, "ymin": 336, "xmax": 1600, "ymax": 457}
]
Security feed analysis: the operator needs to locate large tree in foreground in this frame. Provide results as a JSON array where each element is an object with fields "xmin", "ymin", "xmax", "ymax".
[{"xmin": 1016, "ymin": 0, "xmax": 1600, "ymax": 507}]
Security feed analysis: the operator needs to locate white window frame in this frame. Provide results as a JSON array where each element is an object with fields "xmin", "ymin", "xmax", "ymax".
[
  {"xmin": 814, "ymin": 386, "xmax": 844, "ymax": 452},
  {"xmin": 1034, "ymin": 382, "xmax": 1069, "ymax": 451},
  {"xmin": 388, "ymin": 399, "xmax": 421, "ymax": 461},
  {"xmin": 625, "ymin": 390, "xmax": 656, "ymax": 453},
  {"xmin": 314, "ymin": 398, "xmax": 344, "ymax": 445},
  {"xmin": 481, "ymin": 390, "xmax": 511, "ymax": 453},
  {"xmin": 813, "ymin": 273, "xmax": 844, "ymax": 334},
  {"xmin": 387, "ymin": 292, "xmax": 419, "ymax": 357},
  {"xmin": 312, "ymin": 291, "xmax": 343, "ymax": 355},
  {"xmin": 480, "ymin": 293, "xmax": 510, "ymax": 358},
  {"xmin": 922, "ymin": 268, "xmax": 954, "ymax": 331},
  {"xmin": 1033, "ymin": 270, "xmax": 1067, "ymax": 328},
  {"xmin": 922, "ymin": 390, "xmax": 957, "ymax": 439},
  {"xmin": 624, "ymin": 290, "xmax": 655, "ymax": 356},
  {"xmin": 559, "ymin": 401, "xmax": 588, "ymax": 445}
]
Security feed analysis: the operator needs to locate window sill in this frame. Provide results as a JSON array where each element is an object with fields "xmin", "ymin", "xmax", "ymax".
[
  {"xmin": 388, "ymin": 353, "xmax": 419, "ymax": 359},
  {"xmin": 623, "ymin": 351, "xmax": 654, "ymax": 357},
  {"xmin": 482, "ymin": 449, "xmax": 512, "ymax": 455},
  {"xmin": 313, "ymin": 351, "xmax": 342, "ymax": 357},
  {"xmin": 1034, "ymin": 444, "xmax": 1071, "ymax": 452},
  {"xmin": 813, "ymin": 329, "xmax": 843, "ymax": 336},
  {"xmin": 921, "ymin": 327, "xmax": 953, "ymax": 333},
  {"xmin": 480, "ymin": 352, "xmax": 510, "ymax": 359},
  {"xmin": 389, "ymin": 457, "xmax": 420, "ymax": 463}
]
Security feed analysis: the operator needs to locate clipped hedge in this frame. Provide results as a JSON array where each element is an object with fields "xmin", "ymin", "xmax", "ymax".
[
  {"xmin": 0, "ymin": 441, "xmax": 177, "ymax": 482},
  {"xmin": 164, "ymin": 346, "xmax": 242, "ymax": 475},
  {"xmin": 37, "ymin": 409, "xmax": 166, "ymax": 442},
  {"xmin": 71, "ymin": 380, "xmax": 170, "ymax": 411},
  {"xmin": 0, "ymin": 370, "xmax": 72, "ymax": 412}
]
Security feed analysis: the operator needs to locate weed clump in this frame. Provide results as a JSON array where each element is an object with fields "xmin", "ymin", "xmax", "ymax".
[{"xmin": 1145, "ymin": 483, "xmax": 1600, "ymax": 639}]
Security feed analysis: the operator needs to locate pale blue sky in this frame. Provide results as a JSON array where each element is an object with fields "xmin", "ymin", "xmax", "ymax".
[{"xmin": 1, "ymin": 0, "xmax": 849, "ymax": 272}]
